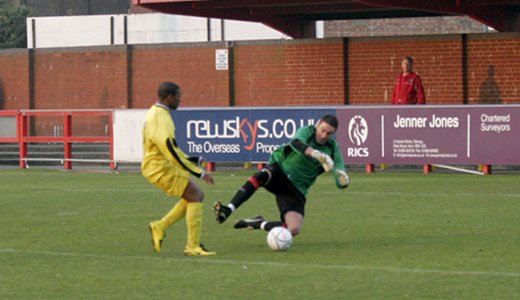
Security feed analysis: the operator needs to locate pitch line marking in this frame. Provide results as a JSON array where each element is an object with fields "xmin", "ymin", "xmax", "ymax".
[
  {"xmin": 25, "ymin": 187, "xmax": 518, "ymax": 198},
  {"xmin": 1, "ymin": 248, "xmax": 519, "ymax": 278},
  {"xmin": 319, "ymin": 190, "xmax": 520, "ymax": 198}
]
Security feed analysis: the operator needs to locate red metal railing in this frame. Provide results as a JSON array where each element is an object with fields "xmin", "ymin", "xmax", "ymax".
[{"xmin": 0, "ymin": 110, "xmax": 114, "ymax": 170}]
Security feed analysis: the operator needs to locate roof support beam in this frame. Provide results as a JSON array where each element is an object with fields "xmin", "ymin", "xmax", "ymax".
[{"xmin": 133, "ymin": 0, "xmax": 520, "ymax": 37}]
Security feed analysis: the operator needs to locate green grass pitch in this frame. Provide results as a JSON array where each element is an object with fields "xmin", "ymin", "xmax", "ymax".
[{"xmin": 1, "ymin": 168, "xmax": 519, "ymax": 299}]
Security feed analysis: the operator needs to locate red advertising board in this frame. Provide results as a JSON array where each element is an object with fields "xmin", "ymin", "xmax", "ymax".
[{"xmin": 336, "ymin": 105, "xmax": 520, "ymax": 165}]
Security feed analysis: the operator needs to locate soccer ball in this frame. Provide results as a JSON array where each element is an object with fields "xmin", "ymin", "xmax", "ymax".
[{"xmin": 266, "ymin": 227, "xmax": 293, "ymax": 251}]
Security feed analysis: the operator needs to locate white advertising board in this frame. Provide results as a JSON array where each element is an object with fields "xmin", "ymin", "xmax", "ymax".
[{"xmin": 113, "ymin": 109, "xmax": 147, "ymax": 162}]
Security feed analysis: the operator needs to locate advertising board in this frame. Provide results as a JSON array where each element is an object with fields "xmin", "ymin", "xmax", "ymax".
[
  {"xmin": 113, "ymin": 105, "xmax": 519, "ymax": 166},
  {"xmin": 336, "ymin": 105, "xmax": 519, "ymax": 164}
]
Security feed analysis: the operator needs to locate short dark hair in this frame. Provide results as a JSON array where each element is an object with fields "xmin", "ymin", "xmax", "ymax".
[
  {"xmin": 320, "ymin": 114, "xmax": 338, "ymax": 129},
  {"xmin": 404, "ymin": 56, "xmax": 414, "ymax": 65},
  {"xmin": 157, "ymin": 82, "xmax": 180, "ymax": 100}
]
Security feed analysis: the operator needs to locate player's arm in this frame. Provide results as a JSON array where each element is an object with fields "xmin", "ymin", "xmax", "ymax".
[
  {"xmin": 288, "ymin": 125, "xmax": 314, "ymax": 154},
  {"xmin": 304, "ymin": 146, "xmax": 333, "ymax": 172},
  {"xmin": 332, "ymin": 144, "xmax": 350, "ymax": 189},
  {"xmin": 187, "ymin": 155, "xmax": 204, "ymax": 166},
  {"xmin": 165, "ymin": 137, "xmax": 205, "ymax": 178},
  {"xmin": 290, "ymin": 127, "xmax": 334, "ymax": 172},
  {"xmin": 290, "ymin": 138, "xmax": 309, "ymax": 154},
  {"xmin": 151, "ymin": 119, "xmax": 204, "ymax": 178},
  {"xmin": 415, "ymin": 76, "xmax": 426, "ymax": 104}
]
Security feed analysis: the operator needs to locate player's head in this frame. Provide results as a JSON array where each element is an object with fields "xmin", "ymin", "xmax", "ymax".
[
  {"xmin": 315, "ymin": 114, "xmax": 338, "ymax": 145},
  {"xmin": 401, "ymin": 56, "xmax": 414, "ymax": 73},
  {"xmin": 157, "ymin": 81, "xmax": 182, "ymax": 110}
]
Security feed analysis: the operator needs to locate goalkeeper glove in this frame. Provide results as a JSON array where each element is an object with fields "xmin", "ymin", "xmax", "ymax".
[
  {"xmin": 336, "ymin": 170, "xmax": 350, "ymax": 188},
  {"xmin": 311, "ymin": 150, "xmax": 334, "ymax": 172}
]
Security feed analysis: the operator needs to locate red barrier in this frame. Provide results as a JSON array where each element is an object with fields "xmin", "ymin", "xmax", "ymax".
[{"xmin": 0, "ymin": 110, "xmax": 114, "ymax": 170}]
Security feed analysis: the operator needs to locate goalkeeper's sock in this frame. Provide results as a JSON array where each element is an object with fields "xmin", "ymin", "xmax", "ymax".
[
  {"xmin": 186, "ymin": 202, "xmax": 203, "ymax": 249},
  {"xmin": 227, "ymin": 203, "xmax": 236, "ymax": 212},
  {"xmin": 229, "ymin": 181, "xmax": 256, "ymax": 210},
  {"xmin": 159, "ymin": 198, "xmax": 188, "ymax": 230},
  {"xmin": 261, "ymin": 221, "xmax": 284, "ymax": 231}
]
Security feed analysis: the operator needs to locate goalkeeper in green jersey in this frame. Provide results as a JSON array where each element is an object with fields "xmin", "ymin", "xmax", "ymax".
[{"xmin": 214, "ymin": 114, "xmax": 350, "ymax": 237}]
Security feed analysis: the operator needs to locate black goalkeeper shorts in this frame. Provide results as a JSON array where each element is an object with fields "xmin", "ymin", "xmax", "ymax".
[{"xmin": 262, "ymin": 163, "xmax": 307, "ymax": 220}]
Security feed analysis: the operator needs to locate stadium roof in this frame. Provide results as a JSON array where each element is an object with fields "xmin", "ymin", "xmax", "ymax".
[{"xmin": 133, "ymin": 0, "xmax": 520, "ymax": 38}]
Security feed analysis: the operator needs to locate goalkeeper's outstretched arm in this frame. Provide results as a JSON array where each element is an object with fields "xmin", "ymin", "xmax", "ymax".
[
  {"xmin": 290, "ymin": 139, "xmax": 335, "ymax": 172},
  {"xmin": 332, "ymin": 144, "xmax": 350, "ymax": 188},
  {"xmin": 335, "ymin": 169, "xmax": 350, "ymax": 188}
]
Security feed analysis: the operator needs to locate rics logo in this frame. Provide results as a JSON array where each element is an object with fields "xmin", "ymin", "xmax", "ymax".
[{"xmin": 348, "ymin": 115, "xmax": 368, "ymax": 146}]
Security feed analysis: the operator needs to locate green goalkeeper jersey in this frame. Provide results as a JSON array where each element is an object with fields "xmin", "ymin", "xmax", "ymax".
[{"xmin": 269, "ymin": 125, "xmax": 347, "ymax": 196}]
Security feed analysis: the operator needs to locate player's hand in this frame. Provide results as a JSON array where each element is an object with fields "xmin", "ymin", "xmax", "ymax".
[
  {"xmin": 311, "ymin": 150, "xmax": 334, "ymax": 172},
  {"xmin": 336, "ymin": 170, "xmax": 350, "ymax": 188},
  {"xmin": 202, "ymin": 171, "xmax": 214, "ymax": 185}
]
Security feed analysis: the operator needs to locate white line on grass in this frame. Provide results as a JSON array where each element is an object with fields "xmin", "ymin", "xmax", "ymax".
[
  {"xmin": 24, "ymin": 188, "xmax": 233, "ymax": 193},
  {"xmin": 1, "ymin": 248, "xmax": 519, "ymax": 278},
  {"xmin": 319, "ymin": 190, "xmax": 520, "ymax": 198},
  {"xmin": 23, "ymin": 187, "xmax": 519, "ymax": 198}
]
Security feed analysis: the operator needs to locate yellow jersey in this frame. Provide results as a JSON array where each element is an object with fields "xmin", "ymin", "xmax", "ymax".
[{"xmin": 141, "ymin": 103, "xmax": 203, "ymax": 183}]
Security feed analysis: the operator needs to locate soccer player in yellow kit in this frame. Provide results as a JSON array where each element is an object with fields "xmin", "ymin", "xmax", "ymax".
[{"xmin": 142, "ymin": 81, "xmax": 216, "ymax": 256}]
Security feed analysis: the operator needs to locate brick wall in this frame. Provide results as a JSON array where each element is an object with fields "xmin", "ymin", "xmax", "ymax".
[
  {"xmin": 131, "ymin": 43, "xmax": 230, "ymax": 108},
  {"xmin": 0, "ymin": 32, "xmax": 519, "ymax": 113},
  {"xmin": 234, "ymin": 39, "xmax": 345, "ymax": 106},
  {"xmin": 32, "ymin": 47, "xmax": 129, "ymax": 109},
  {"xmin": 466, "ymin": 33, "xmax": 520, "ymax": 104},
  {"xmin": 29, "ymin": 47, "xmax": 129, "ymax": 136},
  {"xmin": 348, "ymin": 35, "xmax": 464, "ymax": 105},
  {"xmin": 0, "ymin": 49, "xmax": 30, "ymax": 110}
]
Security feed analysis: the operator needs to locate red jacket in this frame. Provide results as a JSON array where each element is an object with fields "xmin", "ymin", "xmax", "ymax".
[{"xmin": 391, "ymin": 72, "xmax": 425, "ymax": 105}]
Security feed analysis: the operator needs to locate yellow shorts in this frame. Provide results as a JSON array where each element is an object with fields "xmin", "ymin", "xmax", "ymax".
[{"xmin": 152, "ymin": 167, "xmax": 190, "ymax": 197}]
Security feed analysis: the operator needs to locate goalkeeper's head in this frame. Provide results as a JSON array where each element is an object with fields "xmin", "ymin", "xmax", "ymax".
[{"xmin": 315, "ymin": 114, "xmax": 338, "ymax": 145}]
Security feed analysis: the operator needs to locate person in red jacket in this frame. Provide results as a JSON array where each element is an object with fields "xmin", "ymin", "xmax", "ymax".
[{"xmin": 391, "ymin": 56, "xmax": 425, "ymax": 105}]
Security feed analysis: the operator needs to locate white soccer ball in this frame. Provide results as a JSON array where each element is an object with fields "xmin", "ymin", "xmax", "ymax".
[{"xmin": 267, "ymin": 227, "xmax": 293, "ymax": 251}]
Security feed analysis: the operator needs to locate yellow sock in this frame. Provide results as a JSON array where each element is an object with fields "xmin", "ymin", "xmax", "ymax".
[
  {"xmin": 185, "ymin": 202, "xmax": 203, "ymax": 249},
  {"xmin": 158, "ymin": 198, "xmax": 188, "ymax": 231}
]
